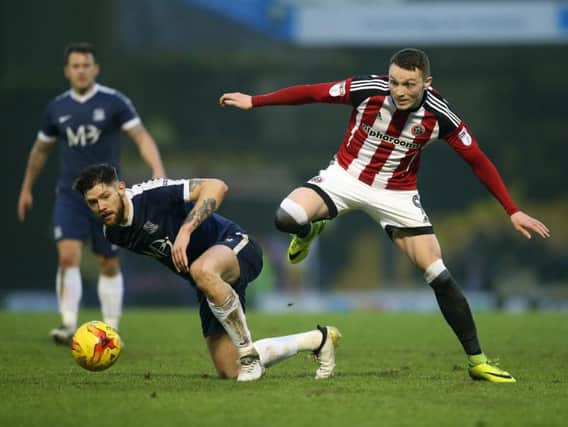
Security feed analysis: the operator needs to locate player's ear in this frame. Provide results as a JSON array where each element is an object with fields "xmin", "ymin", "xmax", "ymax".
[
  {"xmin": 117, "ymin": 181, "xmax": 126, "ymax": 192},
  {"xmin": 424, "ymin": 75, "xmax": 432, "ymax": 89}
]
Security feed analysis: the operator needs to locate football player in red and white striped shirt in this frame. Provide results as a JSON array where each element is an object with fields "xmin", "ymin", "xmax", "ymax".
[{"xmin": 220, "ymin": 48, "xmax": 549, "ymax": 383}]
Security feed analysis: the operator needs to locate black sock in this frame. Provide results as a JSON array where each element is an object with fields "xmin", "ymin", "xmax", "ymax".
[
  {"xmin": 274, "ymin": 207, "xmax": 311, "ymax": 236},
  {"xmin": 429, "ymin": 270, "xmax": 482, "ymax": 355},
  {"xmin": 296, "ymin": 223, "xmax": 311, "ymax": 238}
]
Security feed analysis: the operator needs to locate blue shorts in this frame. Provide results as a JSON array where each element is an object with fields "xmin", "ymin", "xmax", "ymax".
[
  {"xmin": 197, "ymin": 232, "xmax": 263, "ymax": 337},
  {"xmin": 53, "ymin": 187, "xmax": 119, "ymax": 257}
]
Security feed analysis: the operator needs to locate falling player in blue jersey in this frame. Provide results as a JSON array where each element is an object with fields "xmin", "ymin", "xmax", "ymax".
[
  {"xmin": 17, "ymin": 43, "xmax": 166, "ymax": 344},
  {"xmin": 72, "ymin": 164, "xmax": 341, "ymax": 381}
]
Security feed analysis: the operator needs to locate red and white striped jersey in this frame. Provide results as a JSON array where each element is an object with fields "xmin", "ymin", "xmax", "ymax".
[
  {"xmin": 252, "ymin": 75, "xmax": 519, "ymax": 215},
  {"xmin": 334, "ymin": 74, "xmax": 468, "ymax": 190}
]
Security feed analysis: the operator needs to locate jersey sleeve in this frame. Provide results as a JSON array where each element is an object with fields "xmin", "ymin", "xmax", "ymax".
[
  {"xmin": 348, "ymin": 74, "xmax": 390, "ymax": 108},
  {"xmin": 132, "ymin": 179, "xmax": 190, "ymax": 205},
  {"xmin": 445, "ymin": 124, "xmax": 519, "ymax": 215},
  {"xmin": 114, "ymin": 92, "xmax": 141, "ymax": 131},
  {"xmin": 37, "ymin": 102, "xmax": 58, "ymax": 143},
  {"xmin": 251, "ymin": 79, "xmax": 352, "ymax": 107}
]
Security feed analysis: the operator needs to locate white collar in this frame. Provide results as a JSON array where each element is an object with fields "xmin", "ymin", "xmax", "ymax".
[
  {"xmin": 120, "ymin": 190, "xmax": 134, "ymax": 227},
  {"xmin": 70, "ymin": 83, "xmax": 99, "ymax": 103}
]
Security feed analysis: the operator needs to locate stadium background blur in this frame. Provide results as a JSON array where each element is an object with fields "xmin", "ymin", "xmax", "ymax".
[{"xmin": 2, "ymin": 0, "xmax": 567, "ymax": 312}]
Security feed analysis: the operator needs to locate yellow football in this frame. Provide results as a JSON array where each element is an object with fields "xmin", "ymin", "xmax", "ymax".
[{"xmin": 70, "ymin": 321, "xmax": 122, "ymax": 371}]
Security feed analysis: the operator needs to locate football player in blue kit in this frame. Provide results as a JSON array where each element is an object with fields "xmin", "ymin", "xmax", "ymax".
[
  {"xmin": 17, "ymin": 43, "xmax": 166, "ymax": 344},
  {"xmin": 73, "ymin": 164, "xmax": 341, "ymax": 381}
]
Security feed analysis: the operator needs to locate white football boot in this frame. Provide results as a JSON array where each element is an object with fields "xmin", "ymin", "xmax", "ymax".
[
  {"xmin": 314, "ymin": 325, "xmax": 342, "ymax": 379},
  {"xmin": 237, "ymin": 346, "xmax": 265, "ymax": 382},
  {"xmin": 49, "ymin": 325, "xmax": 75, "ymax": 345}
]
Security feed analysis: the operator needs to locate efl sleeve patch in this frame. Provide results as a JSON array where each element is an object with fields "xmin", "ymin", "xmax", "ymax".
[
  {"xmin": 458, "ymin": 128, "xmax": 472, "ymax": 146},
  {"xmin": 329, "ymin": 81, "xmax": 346, "ymax": 97}
]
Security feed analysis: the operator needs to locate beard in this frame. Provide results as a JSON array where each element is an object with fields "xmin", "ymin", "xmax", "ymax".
[{"xmin": 103, "ymin": 197, "xmax": 125, "ymax": 226}]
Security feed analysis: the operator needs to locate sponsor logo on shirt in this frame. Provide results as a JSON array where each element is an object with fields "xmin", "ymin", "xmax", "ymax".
[
  {"xmin": 141, "ymin": 237, "xmax": 173, "ymax": 259},
  {"xmin": 361, "ymin": 123, "xmax": 420, "ymax": 150},
  {"xmin": 66, "ymin": 125, "xmax": 101, "ymax": 147}
]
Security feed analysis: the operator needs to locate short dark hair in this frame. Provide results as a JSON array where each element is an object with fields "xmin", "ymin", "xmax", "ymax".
[
  {"xmin": 73, "ymin": 164, "xmax": 118, "ymax": 196},
  {"xmin": 64, "ymin": 42, "xmax": 97, "ymax": 65},
  {"xmin": 390, "ymin": 48, "xmax": 431, "ymax": 78}
]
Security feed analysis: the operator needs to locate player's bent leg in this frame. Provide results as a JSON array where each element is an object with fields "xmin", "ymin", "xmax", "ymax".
[
  {"xmin": 96, "ymin": 256, "xmax": 123, "ymax": 330},
  {"xmin": 51, "ymin": 239, "xmax": 83, "ymax": 344},
  {"xmin": 206, "ymin": 332, "xmax": 240, "ymax": 379},
  {"xmin": 276, "ymin": 188, "xmax": 331, "ymax": 264},
  {"xmin": 191, "ymin": 246, "xmax": 264, "ymax": 381}
]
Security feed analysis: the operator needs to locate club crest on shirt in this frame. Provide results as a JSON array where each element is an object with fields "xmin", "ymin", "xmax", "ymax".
[
  {"xmin": 411, "ymin": 124, "xmax": 426, "ymax": 136},
  {"xmin": 93, "ymin": 108, "xmax": 106, "ymax": 122}
]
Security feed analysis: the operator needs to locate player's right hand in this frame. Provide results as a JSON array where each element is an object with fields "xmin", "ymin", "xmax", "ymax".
[
  {"xmin": 219, "ymin": 92, "xmax": 253, "ymax": 110},
  {"xmin": 172, "ymin": 226, "xmax": 192, "ymax": 273},
  {"xmin": 17, "ymin": 189, "xmax": 33, "ymax": 222}
]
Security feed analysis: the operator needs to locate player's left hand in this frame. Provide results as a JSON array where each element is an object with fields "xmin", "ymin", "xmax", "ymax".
[
  {"xmin": 219, "ymin": 92, "xmax": 253, "ymax": 110},
  {"xmin": 510, "ymin": 211, "xmax": 550, "ymax": 239},
  {"xmin": 172, "ymin": 227, "xmax": 192, "ymax": 273}
]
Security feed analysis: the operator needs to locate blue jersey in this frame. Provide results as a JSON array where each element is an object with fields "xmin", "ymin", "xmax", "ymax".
[
  {"xmin": 38, "ymin": 84, "xmax": 140, "ymax": 190},
  {"xmin": 104, "ymin": 179, "xmax": 244, "ymax": 286}
]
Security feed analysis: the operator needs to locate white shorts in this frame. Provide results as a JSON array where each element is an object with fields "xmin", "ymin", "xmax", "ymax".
[{"xmin": 304, "ymin": 162, "xmax": 433, "ymax": 235}]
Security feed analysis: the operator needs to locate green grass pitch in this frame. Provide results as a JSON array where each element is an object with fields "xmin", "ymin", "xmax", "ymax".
[{"xmin": 1, "ymin": 309, "xmax": 567, "ymax": 427}]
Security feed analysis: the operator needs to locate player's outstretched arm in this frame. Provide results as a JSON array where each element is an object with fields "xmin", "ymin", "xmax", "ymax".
[
  {"xmin": 126, "ymin": 124, "xmax": 166, "ymax": 178},
  {"xmin": 219, "ymin": 92, "xmax": 253, "ymax": 110},
  {"xmin": 17, "ymin": 139, "xmax": 54, "ymax": 222},
  {"xmin": 510, "ymin": 211, "xmax": 550, "ymax": 240},
  {"xmin": 171, "ymin": 179, "xmax": 229, "ymax": 273}
]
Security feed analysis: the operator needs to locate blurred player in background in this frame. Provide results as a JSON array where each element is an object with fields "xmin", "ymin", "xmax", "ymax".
[
  {"xmin": 220, "ymin": 48, "xmax": 550, "ymax": 383},
  {"xmin": 17, "ymin": 43, "xmax": 166, "ymax": 344},
  {"xmin": 73, "ymin": 164, "xmax": 341, "ymax": 381}
]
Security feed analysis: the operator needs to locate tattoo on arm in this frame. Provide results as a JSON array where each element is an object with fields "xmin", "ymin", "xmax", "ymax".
[{"xmin": 184, "ymin": 198, "xmax": 217, "ymax": 229}]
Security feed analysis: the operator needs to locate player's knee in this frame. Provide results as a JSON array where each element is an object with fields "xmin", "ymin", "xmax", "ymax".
[
  {"xmin": 59, "ymin": 254, "xmax": 79, "ymax": 269},
  {"xmin": 274, "ymin": 203, "xmax": 308, "ymax": 234},
  {"xmin": 217, "ymin": 367, "xmax": 238, "ymax": 380},
  {"xmin": 99, "ymin": 257, "xmax": 120, "ymax": 276},
  {"xmin": 190, "ymin": 260, "xmax": 215, "ymax": 292}
]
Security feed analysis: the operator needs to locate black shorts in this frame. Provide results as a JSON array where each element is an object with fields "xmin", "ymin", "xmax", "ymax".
[{"xmin": 197, "ymin": 232, "xmax": 263, "ymax": 337}]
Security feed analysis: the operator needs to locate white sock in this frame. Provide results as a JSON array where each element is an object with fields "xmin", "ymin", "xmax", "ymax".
[
  {"xmin": 254, "ymin": 330, "xmax": 323, "ymax": 367},
  {"xmin": 98, "ymin": 273, "xmax": 124, "ymax": 330},
  {"xmin": 207, "ymin": 289, "xmax": 253, "ymax": 354},
  {"xmin": 280, "ymin": 198, "xmax": 309, "ymax": 225},
  {"xmin": 424, "ymin": 259, "xmax": 447, "ymax": 284},
  {"xmin": 56, "ymin": 267, "xmax": 82, "ymax": 330}
]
